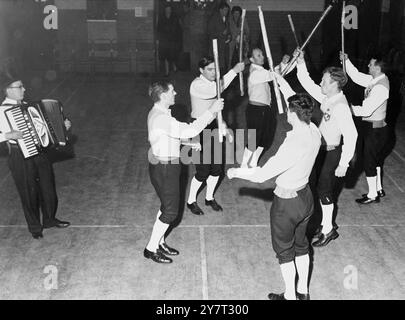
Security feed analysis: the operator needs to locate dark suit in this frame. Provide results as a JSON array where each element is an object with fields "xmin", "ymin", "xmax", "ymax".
[{"xmin": 208, "ymin": 12, "xmax": 230, "ymax": 72}]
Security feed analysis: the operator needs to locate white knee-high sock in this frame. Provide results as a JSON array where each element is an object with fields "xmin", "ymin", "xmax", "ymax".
[
  {"xmin": 146, "ymin": 216, "xmax": 170, "ymax": 252},
  {"xmin": 206, "ymin": 175, "xmax": 220, "ymax": 201},
  {"xmin": 320, "ymin": 203, "xmax": 334, "ymax": 234},
  {"xmin": 155, "ymin": 211, "xmax": 166, "ymax": 245},
  {"xmin": 240, "ymin": 147, "xmax": 253, "ymax": 168},
  {"xmin": 250, "ymin": 147, "xmax": 264, "ymax": 167},
  {"xmin": 187, "ymin": 177, "xmax": 203, "ymax": 204},
  {"xmin": 376, "ymin": 167, "xmax": 383, "ymax": 191},
  {"xmin": 280, "ymin": 261, "xmax": 297, "ymax": 300},
  {"xmin": 367, "ymin": 176, "xmax": 378, "ymax": 198},
  {"xmin": 295, "ymin": 254, "xmax": 310, "ymax": 294}
]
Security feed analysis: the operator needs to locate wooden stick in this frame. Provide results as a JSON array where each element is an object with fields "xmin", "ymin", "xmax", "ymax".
[
  {"xmin": 288, "ymin": 14, "xmax": 301, "ymax": 48},
  {"xmin": 212, "ymin": 39, "xmax": 224, "ymax": 143},
  {"xmin": 281, "ymin": 0, "xmax": 338, "ymax": 76},
  {"xmin": 341, "ymin": 1, "xmax": 347, "ymax": 73},
  {"xmin": 258, "ymin": 6, "xmax": 284, "ymax": 114},
  {"xmin": 239, "ymin": 9, "xmax": 246, "ymax": 96}
]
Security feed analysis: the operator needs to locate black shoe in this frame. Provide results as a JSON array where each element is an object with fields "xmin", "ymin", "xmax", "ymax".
[
  {"xmin": 54, "ymin": 219, "xmax": 70, "ymax": 228},
  {"xmin": 187, "ymin": 202, "xmax": 204, "ymax": 215},
  {"xmin": 312, "ymin": 228, "xmax": 339, "ymax": 247},
  {"xmin": 159, "ymin": 243, "xmax": 179, "ymax": 256},
  {"xmin": 268, "ymin": 292, "xmax": 287, "ymax": 300},
  {"xmin": 362, "ymin": 190, "xmax": 385, "ymax": 198},
  {"xmin": 313, "ymin": 225, "xmax": 337, "ymax": 239},
  {"xmin": 205, "ymin": 199, "xmax": 223, "ymax": 211},
  {"xmin": 143, "ymin": 248, "xmax": 173, "ymax": 264},
  {"xmin": 44, "ymin": 219, "xmax": 71, "ymax": 229},
  {"xmin": 32, "ymin": 232, "xmax": 43, "ymax": 239},
  {"xmin": 296, "ymin": 292, "xmax": 310, "ymax": 300},
  {"xmin": 355, "ymin": 195, "xmax": 380, "ymax": 204}
]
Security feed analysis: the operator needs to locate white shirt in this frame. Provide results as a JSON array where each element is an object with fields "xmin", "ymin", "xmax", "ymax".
[
  {"xmin": 190, "ymin": 69, "xmax": 236, "ymax": 118},
  {"xmin": 296, "ymin": 63, "xmax": 358, "ymax": 167},
  {"xmin": 148, "ymin": 103, "xmax": 214, "ymax": 159},
  {"xmin": 247, "ymin": 63, "xmax": 272, "ymax": 106},
  {"xmin": 0, "ymin": 97, "xmax": 20, "ymax": 144},
  {"xmin": 346, "ymin": 59, "xmax": 389, "ymax": 121},
  {"xmin": 236, "ymin": 122, "xmax": 321, "ymax": 190}
]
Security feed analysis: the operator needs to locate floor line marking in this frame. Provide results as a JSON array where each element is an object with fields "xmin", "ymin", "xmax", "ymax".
[
  {"xmin": 45, "ymin": 75, "xmax": 72, "ymax": 97},
  {"xmin": 199, "ymin": 226, "xmax": 209, "ymax": 300},
  {"xmin": 0, "ymin": 224, "xmax": 403, "ymax": 228},
  {"xmin": 64, "ymin": 76, "xmax": 87, "ymax": 105},
  {"xmin": 385, "ymin": 172, "xmax": 405, "ymax": 193},
  {"xmin": 393, "ymin": 150, "xmax": 405, "ymax": 163}
]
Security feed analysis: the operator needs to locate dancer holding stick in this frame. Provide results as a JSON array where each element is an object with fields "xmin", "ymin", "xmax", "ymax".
[
  {"xmin": 281, "ymin": 0, "xmax": 338, "ymax": 77},
  {"xmin": 186, "ymin": 54, "xmax": 244, "ymax": 216}
]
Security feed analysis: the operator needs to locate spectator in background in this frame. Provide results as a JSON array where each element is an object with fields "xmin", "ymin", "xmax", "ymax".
[
  {"xmin": 207, "ymin": 2, "xmax": 231, "ymax": 73},
  {"xmin": 157, "ymin": 5, "xmax": 182, "ymax": 77},
  {"xmin": 228, "ymin": 5, "xmax": 250, "ymax": 69}
]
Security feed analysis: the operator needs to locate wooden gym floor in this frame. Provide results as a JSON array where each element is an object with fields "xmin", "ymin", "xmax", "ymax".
[{"xmin": 0, "ymin": 71, "xmax": 403, "ymax": 300}]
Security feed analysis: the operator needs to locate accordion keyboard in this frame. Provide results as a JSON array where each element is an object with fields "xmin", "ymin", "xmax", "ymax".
[{"xmin": 6, "ymin": 107, "xmax": 40, "ymax": 158}]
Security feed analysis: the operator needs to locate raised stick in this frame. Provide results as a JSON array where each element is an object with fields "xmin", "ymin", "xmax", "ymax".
[
  {"xmin": 212, "ymin": 39, "xmax": 224, "ymax": 143},
  {"xmin": 239, "ymin": 9, "xmax": 246, "ymax": 96},
  {"xmin": 288, "ymin": 14, "xmax": 301, "ymax": 48},
  {"xmin": 341, "ymin": 1, "xmax": 347, "ymax": 73},
  {"xmin": 281, "ymin": 0, "xmax": 338, "ymax": 76},
  {"xmin": 258, "ymin": 6, "xmax": 284, "ymax": 114}
]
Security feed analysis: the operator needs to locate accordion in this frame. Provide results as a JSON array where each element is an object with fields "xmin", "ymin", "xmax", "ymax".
[{"xmin": 5, "ymin": 99, "xmax": 68, "ymax": 159}]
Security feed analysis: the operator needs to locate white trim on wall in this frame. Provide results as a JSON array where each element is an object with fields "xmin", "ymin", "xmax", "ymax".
[
  {"xmin": 55, "ymin": 0, "xmax": 86, "ymax": 10},
  {"xmin": 227, "ymin": 0, "xmax": 324, "ymax": 12},
  {"xmin": 117, "ymin": 0, "xmax": 153, "ymax": 10}
]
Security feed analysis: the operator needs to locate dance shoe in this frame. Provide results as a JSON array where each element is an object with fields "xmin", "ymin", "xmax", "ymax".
[
  {"xmin": 296, "ymin": 292, "xmax": 310, "ymax": 300},
  {"xmin": 143, "ymin": 248, "xmax": 173, "ymax": 264},
  {"xmin": 312, "ymin": 228, "xmax": 339, "ymax": 247},
  {"xmin": 43, "ymin": 219, "xmax": 71, "ymax": 229},
  {"xmin": 32, "ymin": 232, "xmax": 43, "ymax": 239},
  {"xmin": 355, "ymin": 195, "xmax": 380, "ymax": 204},
  {"xmin": 159, "ymin": 242, "xmax": 179, "ymax": 256},
  {"xmin": 267, "ymin": 292, "xmax": 287, "ymax": 300},
  {"xmin": 362, "ymin": 189, "xmax": 385, "ymax": 199},
  {"xmin": 205, "ymin": 199, "xmax": 223, "ymax": 211},
  {"xmin": 313, "ymin": 225, "xmax": 338, "ymax": 239},
  {"xmin": 187, "ymin": 202, "xmax": 204, "ymax": 215}
]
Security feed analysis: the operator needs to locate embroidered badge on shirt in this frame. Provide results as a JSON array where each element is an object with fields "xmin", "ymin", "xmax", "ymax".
[{"xmin": 323, "ymin": 109, "xmax": 331, "ymax": 122}]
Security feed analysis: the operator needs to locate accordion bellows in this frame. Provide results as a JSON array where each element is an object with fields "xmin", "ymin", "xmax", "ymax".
[{"xmin": 5, "ymin": 99, "xmax": 68, "ymax": 159}]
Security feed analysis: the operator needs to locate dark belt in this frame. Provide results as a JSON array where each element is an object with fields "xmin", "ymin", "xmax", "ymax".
[{"xmin": 365, "ymin": 120, "xmax": 386, "ymax": 128}]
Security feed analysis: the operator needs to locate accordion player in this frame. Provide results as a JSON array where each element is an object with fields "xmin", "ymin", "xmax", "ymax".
[{"xmin": 4, "ymin": 99, "xmax": 69, "ymax": 159}]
